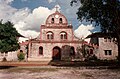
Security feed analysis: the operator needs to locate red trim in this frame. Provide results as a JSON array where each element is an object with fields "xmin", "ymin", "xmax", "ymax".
[
  {"xmin": 40, "ymin": 40, "xmax": 81, "ymax": 43},
  {"xmin": 71, "ymin": 29, "xmax": 74, "ymax": 41},
  {"xmin": 40, "ymin": 25, "xmax": 42, "ymax": 40},
  {"xmin": 30, "ymin": 39, "xmax": 81, "ymax": 43},
  {"xmin": 41, "ymin": 26, "xmax": 72, "ymax": 29}
]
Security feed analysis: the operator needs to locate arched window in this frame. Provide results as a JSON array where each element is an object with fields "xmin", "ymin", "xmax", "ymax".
[
  {"xmin": 39, "ymin": 46, "xmax": 43, "ymax": 55},
  {"xmin": 60, "ymin": 32, "xmax": 67, "ymax": 40},
  {"xmin": 51, "ymin": 18, "xmax": 54, "ymax": 23},
  {"xmin": 47, "ymin": 31, "xmax": 54, "ymax": 39},
  {"xmin": 64, "ymin": 34, "xmax": 67, "ymax": 39},
  {"xmin": 59, "ymin": 18, "xmax": 62, "ymax": 23}
]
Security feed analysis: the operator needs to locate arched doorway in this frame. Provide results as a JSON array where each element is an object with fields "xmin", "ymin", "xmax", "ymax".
[{"xmin": 52, "ymin": 46, "xmax": 61, "ymax": 60}]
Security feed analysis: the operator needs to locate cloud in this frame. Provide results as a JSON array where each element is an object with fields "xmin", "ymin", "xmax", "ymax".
[
  {"xmin": 74, "ymin": 24, "xmax": 94, "ymax": 39},
  {"xmin": 48, "ymin": 0, "xmax": 56, "ymax": 3},
  {"xmin": 20, "ymin": 6, "xmax": 55, "ymax": 32},
  {"xmin": 0, "ymin": 0, "xmax": 57, "ymax": 39},
  {"xmin": 0, "ymin": 0, "xmax": 14, "ymax": 4},
  {"xmin": 0, "ymin": 0, "xmax": 16, "ymax": 22}
]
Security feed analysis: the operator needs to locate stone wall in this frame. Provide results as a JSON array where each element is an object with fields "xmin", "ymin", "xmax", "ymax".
[
  {"xmin": 28, "ymin": 42, "xmax": 81, "ymax": 61},
  {"xmin": 0, "ymin": 51, "xmax": 18, "ymax": 61},
  {"xmin": 95, "ymin": 38, "xmax": 118, "ymax": 60},
  {"xmin": 41, "ymin": 28, "xmax": 73, "ymax": 41}
]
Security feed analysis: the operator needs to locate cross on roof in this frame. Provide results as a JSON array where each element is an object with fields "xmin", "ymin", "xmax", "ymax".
[{"xmin": 55, "ymin": 5, "xmax": 59, "ymax": 12}]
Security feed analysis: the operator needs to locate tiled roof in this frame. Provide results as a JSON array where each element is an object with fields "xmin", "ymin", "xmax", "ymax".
[{"xmin": 86, "ymin": 32, "xmax": 116, "ymax": 38}]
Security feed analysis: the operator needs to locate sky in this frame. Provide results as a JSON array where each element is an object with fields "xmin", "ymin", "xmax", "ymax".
[{"xmin": 0, "ymin": 0, "xmax": 100, "ymax": 41}]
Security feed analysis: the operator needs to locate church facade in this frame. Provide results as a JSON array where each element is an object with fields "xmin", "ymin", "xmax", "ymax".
[{"xmin": 25, "ymin": 11, "xmax": 82, "ymax": 61}]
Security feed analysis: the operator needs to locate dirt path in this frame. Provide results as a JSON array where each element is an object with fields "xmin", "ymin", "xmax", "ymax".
[{"xmin": 0, "ymin": 67, "xmax": 120, "ymax": 79}]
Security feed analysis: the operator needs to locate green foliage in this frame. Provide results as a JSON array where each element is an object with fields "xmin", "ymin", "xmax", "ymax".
[
  {"xmin": 71, "ymin": 0, "xmax": 120, "ymax": 61},
  {"xmin": 0, "ymin": 21, "xmax": 20, "ymax": 53},
  {"xmin": 17, "ymin": 51, "xmax": 25, "ymax": 61},
  {"xmin": 71, "ymin": 0, "xmax": 120, "ymax": 33}
]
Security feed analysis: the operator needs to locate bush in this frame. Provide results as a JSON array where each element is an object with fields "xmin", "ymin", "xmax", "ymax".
[
  {"xmin": 17, "ymin": 51, "xmax": 25, "ymax": 61},
  {"xmin": 85, "ymin": 55, "xmax": 98, "ymax": 61}
]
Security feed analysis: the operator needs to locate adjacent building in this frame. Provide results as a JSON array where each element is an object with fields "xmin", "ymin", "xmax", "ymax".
[{"xmin": 86, "ymin": 32, "xmax": 118, "ymax": 60}]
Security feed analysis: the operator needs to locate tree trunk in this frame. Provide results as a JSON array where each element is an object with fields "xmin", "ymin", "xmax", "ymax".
[{"xmin": 117, "ymin": 35, "xmax": 120, "ymax": 63}]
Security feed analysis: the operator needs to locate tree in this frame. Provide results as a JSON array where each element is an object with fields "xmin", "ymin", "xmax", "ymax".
[
  {"xmin": 71, "ymin": 0, "xmax": 120, "ymax": 61},
  {"xmin": 0, "ymin": 21, "xmax": 20, "ymax": 53}
]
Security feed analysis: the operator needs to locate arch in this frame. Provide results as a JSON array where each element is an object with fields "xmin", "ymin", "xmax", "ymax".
[
  {"xmin": 39, "ymin": 46, "xmax": 43, "ymax": 55},
  {"xmin": 70, "ymin": 46, "xmax": 75, "ymax": 56},
  {"xmin": 60, "ymin": 31, "xmax": 67, "ymax": 40},
  {"xmin": 61, "ymin": 45, "xmax": 76, "ymax": 60},
  {"xmin": 46, "ymin": 31, "xmax": 54, "ymax": 39},
  {"xmin": 52, "ymin": 46, "xmax": 61, "ymax": 60}
]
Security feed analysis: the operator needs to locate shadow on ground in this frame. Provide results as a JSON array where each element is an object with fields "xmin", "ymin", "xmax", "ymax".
[
  {"xmin": 0, "ymin": 66, "xmax": 16, "ymax": 69},
  {"xmin": 48, "ymin": 60, "xmax": 120, "ymax": 69}
]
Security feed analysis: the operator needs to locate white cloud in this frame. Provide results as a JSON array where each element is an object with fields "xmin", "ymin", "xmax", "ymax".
[
  {"xmin": 48, "ymin": 0, "xmax": 56, "ymax": 3},
  {"xmin": 0, "ymin": 0, "xmax": 16, "ymax": 22},
  {"xmin": 21, "ymin": 6, "xmax": 55, "ymax": 32},
  {"xmin": 0, "ymin": 0, "xmax": 58, "ymax": 39},
  {"xmin": 74, "ymin": 24, "xmax": 94, "ymax": 39},
  {"xmin": 0, "ymin": 0, "xmax": 14, "ymax": 4},
  {"xmin": 14, "ymin": 6, "xmax": 55, "ymax": 38}
]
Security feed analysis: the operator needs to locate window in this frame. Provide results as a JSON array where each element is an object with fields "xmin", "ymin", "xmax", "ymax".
[
  {"xmin": 64, "ymin": 34, "xmax": 67, "ymax": 39},
  {"xmin": 47, "ymin": 32, "xmax": 54, "ymax": 39},
  {"xmin": 51, "ymin": 18, "xmax": 54, "ymax": 23},
  {"xmin": 59, "ymin": 18, "xmax": 62, "ymax": 23},
  {"xmin": 39, "ymin": 46, "xmax": 43, "ymax": 55},
  {"xmin": 90, "ymin": 49, "xmax": 93, "ymax": 54},
  {"xmin": 104, "ymin": 37, "xmax": 112, "ymax": 42},
  {"xmin": 60, "ymin": 34, "xmax": 63, "ymax": 39},
  {"xmin": 47, "ymin": 34, "xmax": 50, "ymax": 39},
  {"xmin": 108, "ymin": 38, "xmax": 111, "ymax": 42},
  {"xmin": 104, "ymin": 38, "xmax": 107, "ymax": 42},
  {"xmin": 1, "ymin": 52, "xmax": 4, "ymax": 56},
  {"xmin": 104, "ymin": 50, "xmax": 112, "ymax": 55},
  {"xmin": 60, "ymin": 32, "xmax": 67, "ymax": 40},
  {"xmin": 5, "ymin": 52, "xmax": 8, "ymax": 56}
]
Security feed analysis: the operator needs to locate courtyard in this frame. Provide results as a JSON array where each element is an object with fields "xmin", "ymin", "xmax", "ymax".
[{"xmin": 0, "ymin": 66, "xmax": 120, "ymax": 79}]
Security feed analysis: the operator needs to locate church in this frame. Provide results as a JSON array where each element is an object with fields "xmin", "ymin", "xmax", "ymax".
[{"xmin": 20, "ymin": 10, "xmax": 82, "ymax": 61}]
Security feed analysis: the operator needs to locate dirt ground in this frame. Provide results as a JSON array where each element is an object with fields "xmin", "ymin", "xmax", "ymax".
[{"xmin": 0, "ymin": 66, "xmax": 120, "ymax": 79}]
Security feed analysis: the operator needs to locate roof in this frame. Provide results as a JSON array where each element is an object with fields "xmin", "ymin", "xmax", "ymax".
[
  {"xmin": 86, "ymin": 32, "xmax": 116, "ymax": 38},
  {"xmin": 19, "ymin": 41, "xmax": 29, "ymax": 46},
  {"xmin": 17, "ymin": 33, "xmax": 25, "ymax": 37}
]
